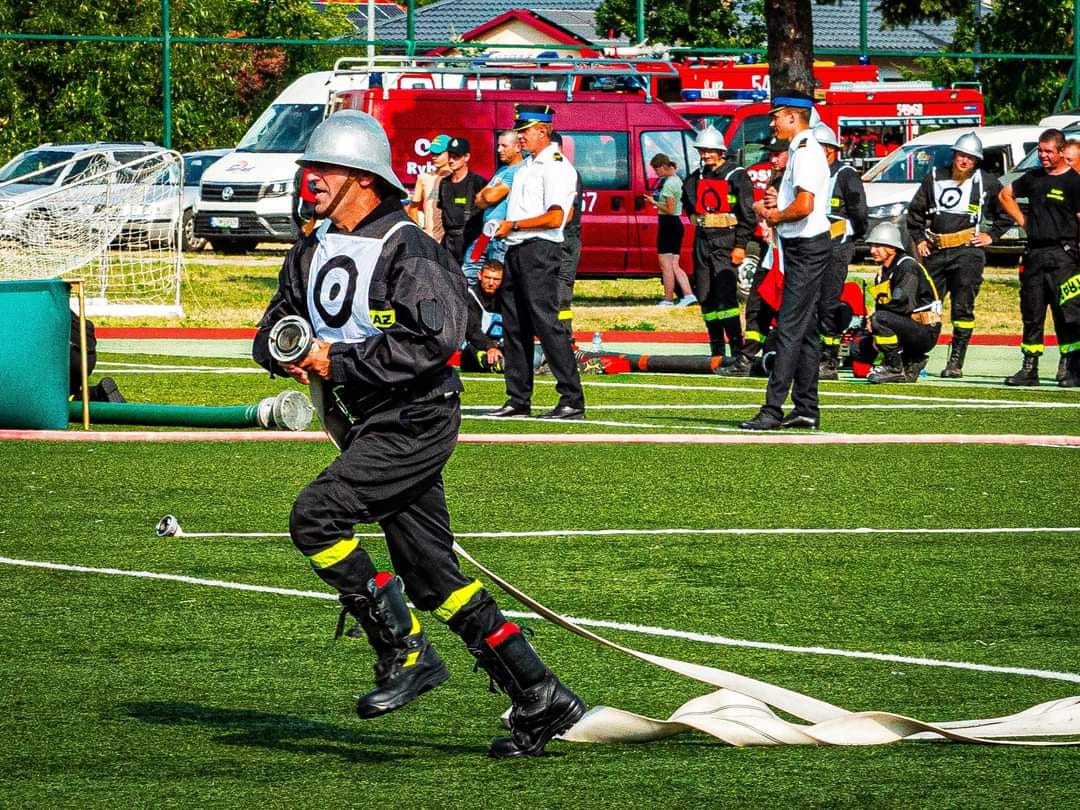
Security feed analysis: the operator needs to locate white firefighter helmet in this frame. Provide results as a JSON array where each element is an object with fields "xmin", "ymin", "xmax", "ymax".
[
  {"xmin": 693, "ymin": 126, "xmax": 727, "ymax": 152},
  {"xmin": 865, "ymin": 222, "xmax": 905, "ymax": 251},
  {"xmin": 298, "ymin": 110, "xmax": 405, "ymax": 194},
  {"xmin": 813, "ymin": 123, "xmax": 840, "ymax": 148},
  {"xmin": 951, "ymin": 131, "xmax": 984, "ymax": 160}
]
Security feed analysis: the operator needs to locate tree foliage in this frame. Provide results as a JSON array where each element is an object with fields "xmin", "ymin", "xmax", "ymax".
[
  {"xmin": 905, "ymin": 0, "xmax": 1074, "ymax": 124},
  {"xmin": 0, "ymin": 0, "xmax": 353, "ymax": 160},
  {"xmin": 594, "ymin": 0, "xmax": 765, "ymax": 49}
]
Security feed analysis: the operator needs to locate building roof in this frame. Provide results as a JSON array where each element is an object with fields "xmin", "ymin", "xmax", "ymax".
[{"xmin": 343, "ymin": 0, "xmax": 956, "ymax": 54}]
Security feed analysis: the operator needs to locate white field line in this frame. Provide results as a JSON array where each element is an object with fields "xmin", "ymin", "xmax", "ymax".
[
  {"xmin": 463, "ymin": 403, "xmax": 1080, "ymax": 411},
  {"xmin": 2, "ymin": 554, "xmax": 1077, "ymax": 685},
  {"xmin": 161, "ymin": 526, "xmax": 1080, "ymax": 540}
]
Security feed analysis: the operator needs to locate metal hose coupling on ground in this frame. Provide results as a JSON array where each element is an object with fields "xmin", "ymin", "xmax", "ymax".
[{"xmin": 67, "ymin": 389, "xmax": 314, "ymax": 431}]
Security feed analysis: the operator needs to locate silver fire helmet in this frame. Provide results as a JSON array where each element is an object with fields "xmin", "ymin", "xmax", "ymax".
[
  {"xmin": 813, "ymin": 123, "xmax": 840, "ymax": 148},
  {"xmin": 951, "ymin": 131, "xmax": 984, "ymax": 160},
  {"xmin": 298, "ymin": 110, "xmax": 405, "ymax": 194},
  {"xmin": 693, "ymin": 126, "xmax": 727, "ymax": 152},
  {"xmin": 865, "ymin": 222, "xmax": 906, "ymax": 251}
]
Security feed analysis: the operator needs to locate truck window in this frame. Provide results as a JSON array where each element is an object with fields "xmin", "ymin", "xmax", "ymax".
[
  {"xmin": 681, "ymin": 113, "xmax": 733, "ymax": 135},
  {"xmin": 640, "ymin": 130, "xmax": 694, "ymax": 184},
  {"xmin": 236, "ymin": 103, "xmax": 326, "ymax": 153},
  {"xmin": 725, "ymin": 114, "xmax": 772, "ymax": 168},
  {"xmin": 560, "ymin": 132, "xmax": 629, "ymax": 190}
]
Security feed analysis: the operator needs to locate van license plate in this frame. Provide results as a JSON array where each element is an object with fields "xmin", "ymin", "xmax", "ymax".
[{"xmin": 210, "ymin": 216, "xmax": 239, "ymax": 229}]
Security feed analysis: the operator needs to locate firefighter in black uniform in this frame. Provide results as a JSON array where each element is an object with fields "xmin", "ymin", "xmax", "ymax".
[
  {"xmin": 681, "ymin": 126, "xmax": 756, "ymax": 359},
  {"xmin": 1000, "ymin": 128, "xmax": 1080, "ymax": 387},
  {"xmin": 814, "ymin": 124, "xmax": 868, "ymax": 380},
  {"xmin": 851, "ymin": 222, "xmax": 943, "ymax": 383},
  {"xmin": 252, "ymin": 110, "xmax": 585, "ymax": 758},
  {"xmin": 718, "ymin": 136, "xmax": 788, "ymax": 376},
  {"xmin": 907, "ymin": 132, "xmax": 1011, "ymax": 378}
]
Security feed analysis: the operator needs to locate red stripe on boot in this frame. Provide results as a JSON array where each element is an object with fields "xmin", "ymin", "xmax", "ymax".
[
  {"xmin": 485, "ymin": 621, "xmax": 521, "ymax": 649},
  {"xmin": 373, "ymin": 571, "xmax": 395, "ymax": 589}
]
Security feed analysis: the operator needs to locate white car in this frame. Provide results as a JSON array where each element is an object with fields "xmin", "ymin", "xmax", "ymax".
[{"xmin": 861, "ymin": 125, "xmax": 1042, "ymax": 254}]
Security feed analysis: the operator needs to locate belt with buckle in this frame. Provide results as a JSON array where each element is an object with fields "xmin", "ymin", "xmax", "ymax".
[
  {"xmin": 930, "ymin": 227, "xmax": 976, "ymax": 249},
  {"xmin": 693, "ymin": 213, "xmax": 737, "ymax": 229}
]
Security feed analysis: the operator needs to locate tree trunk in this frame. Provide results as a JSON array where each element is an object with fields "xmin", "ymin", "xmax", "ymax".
[{"xmin": 765, "ymin": 0, "xmax": 815, "ymax": 95}]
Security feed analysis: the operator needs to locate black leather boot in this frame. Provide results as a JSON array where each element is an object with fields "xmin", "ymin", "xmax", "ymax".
[
  {"xmin": 941, "ymin": 328, "xmax": 971, "ymax": 378},
  {"xmin": 339, "ymin": 572, "xmax": 449, "ymax": 719},
  {"xmin": 472, "ymin": 622, "xmax": 585, "ymax": 758},
  {"xmin": 1004, "ymin": 353, "xmax": 1040, "ymax": 386},
  {"xmin": 1057, "ymin": 354, "xmax": 1069, "ymax": 383},
  {"xmin": 818, "ymin": 343, "xmax": 839, "ymax": 381},
  {"xmin": 1060, "ymin": 353, "xmax": 1080, "ymax": 388},
  {"xmin": 868, "ymin": 348, "xmax": 907, "ymax": 383}
]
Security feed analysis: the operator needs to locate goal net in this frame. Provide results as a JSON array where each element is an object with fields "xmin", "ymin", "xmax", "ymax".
[{"xmin": 0, "ymin": 149, "xmax": 184, "ymax": 317}]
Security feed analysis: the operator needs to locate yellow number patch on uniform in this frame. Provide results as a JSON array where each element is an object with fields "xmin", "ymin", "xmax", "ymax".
[
  {"xmin": 1061, "ymin": 273, "xmax": 1080, "ymax": 305},
  {"xmin": 870, "ymin": 279, "xmax": 892, "ymax": 305},
  {"xmin": 370, "ymin": 309, "xmax": 396, "ymax": 328}
]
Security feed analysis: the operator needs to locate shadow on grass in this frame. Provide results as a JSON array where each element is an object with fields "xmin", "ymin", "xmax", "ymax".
[{"xmin": 124, "ymin": 701, "xmax": 483, "ymax": 762}]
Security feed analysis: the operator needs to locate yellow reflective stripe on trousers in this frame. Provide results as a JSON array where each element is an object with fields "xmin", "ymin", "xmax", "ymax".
[
  {"xmin": 557, "ymin": 309, "xmax": 573, "ymax": 320},
  {"xmin": 702, "ymin": 310, "xmax": 720, "ymax": 321},
  {"xmin": 309, "ymin": 537, "xmax": 359, "ymax": 569},
  {"xmin": 433, "ymin": 579, "xmax": 483, "ymax": 622},
  {"xmin": 953, "ymin": 319, "xmax": 975, "ymax": 329},
  {"xmin": 716, "ymin": 307, "xmax": 740, "ymax": 320},
  {"xmin": 1059, "ymin": 340, "xmax": 1080, "ymax": 354},
  {"xmin": 1021, "ymin": 343, "xmax": 1045, "ymax": 355},
  {"xmin": 744, "ymin": 330, "xmax": 765, "ymax": 343},
  {"xmin": 874, "ymin": 333, "xmax": 899, "ymax": 345},
  {"xmin": 821, "ymin": 335, "xmax": 841, "ymax": 346}
]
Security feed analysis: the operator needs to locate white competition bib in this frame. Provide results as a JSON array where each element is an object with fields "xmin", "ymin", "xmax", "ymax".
[
  {"xmin": 932, "ymin": 174, "xmax": 979, "ymax": 220},
  {"xmin": 306, "ymin": 220, "xmax": 414, "ymax": 343}
]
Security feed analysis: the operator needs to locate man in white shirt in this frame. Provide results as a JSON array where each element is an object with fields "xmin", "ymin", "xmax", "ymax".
[
  {"xmin": 741, "ymin": 89, "xmax": 833, "ymax": 430},
  {"xmin": 487, "ymin": 104, "xmax": 585, "ymax": 420}
]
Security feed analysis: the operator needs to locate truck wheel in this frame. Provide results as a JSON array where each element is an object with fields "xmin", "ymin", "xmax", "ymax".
[
  {"xmin": 181, "ymin": 210, "xmax": 207, "ymax": 252},
  {"xmin": 210, "ymin": 236, "xmax": 258, "ymax": 255}
]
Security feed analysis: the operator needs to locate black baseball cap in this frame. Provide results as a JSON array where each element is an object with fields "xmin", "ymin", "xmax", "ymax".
[
  {"xmin": 765, "ymin": 137, "xmax": 790, "ymax": 152},
  {"xmin": 447, "ymin": 136, "xmax": 471, "ymax": 156}
]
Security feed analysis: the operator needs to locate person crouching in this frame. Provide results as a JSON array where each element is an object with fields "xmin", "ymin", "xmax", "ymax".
[{"xmin": 852, "ymin": 222, "xmax": 943, "ymax": 383}]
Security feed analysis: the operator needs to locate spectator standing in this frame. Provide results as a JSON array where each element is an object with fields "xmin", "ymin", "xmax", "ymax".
[
  {"xmin": 487, "ymin": 104, "xmax": 585, "ymax": 420},
  {"xmin": 438, "ymin": 137, "xmax": 487, "ymax": 267},
  {"xmin": 465, "ymin": 130, "xmax": 525, "ymax": 282},
  {"xmin": 999, "ymin": 128, "xmax": 1080, "ymax": 386},
  {"xmin": 741, "ymin": 89, "xmax": 832, "ymax": 430},
  {"xmin": 647, "ymin": 153, "xmax": 695, "ymax": 307},
  {"xmin": 408, "ymin": 133, "xmax": 451, "ymax": 241}
]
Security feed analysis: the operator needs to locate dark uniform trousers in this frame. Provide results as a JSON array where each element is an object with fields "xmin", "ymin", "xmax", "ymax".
[
  {"xmin": 743, "ymin": 263, "xmax": 777, "ymax": 347},
  {"xmin": 871, "ymin": 310, "xmax": 940, "ymax": 361},
  {"xmin": 502, "ymin": 238, "xmax": 585, "ymax": 409},
  {"xmin": 924, "ymin": 245, "xmax": 984, "ymax": 331},
  {"xmin": 1020, "ymin": 245, "xmax": 1080, "ymax": 354},
  {"xmin": 289, "ymin": 391, "xmax": 477, "ymax": 612},
  {"xmin": 557, "ymin": 234, "xmax": 582, "ymax": 337},
  {"xmin": 819, "ymin": 240, "xmax": 855, "ymax": 340},
  {"xmin": 692, "ymin": 227, "xmax": 742, "ymax": 355},
  {"xmin": 762, "ymin": 233, "xmax": 831, "ymax": 420}
]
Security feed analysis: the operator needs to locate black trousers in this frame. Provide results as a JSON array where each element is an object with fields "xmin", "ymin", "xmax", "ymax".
[
  {"xmin": 289, "ymin": 394, "xmax": 474, "ymax": 611},
  {"xmin": 870, "ymin": 310, "xmax": 940, "ymax": 361},
  {"xmin": 558, "ymin": 234, "xmax": 582, "ymax": 313},
  {"xmin": 691, "ymin": 227, "xmax": 742, "ymax": 355},
  {"xmin": 1020, "ymin": 246, "xmax": 1080, "ymax": 353},
  {"xmin": 742, "ymin": 263, "xmax": 777, "ymax": 349},
  {"xmin": 924, "ymin": 245, "xmax": 984, "ymax": 330},
  {"xmin": 761, "ymin": 233, "xmax": 831, "ymax": 420},
  {"xmin": 502, "ymin": 238, "xmax": 584, "ymax": 410},
  {"xmin": 819, "ymin": 240, "xmax": 854, "ymax": 339}
]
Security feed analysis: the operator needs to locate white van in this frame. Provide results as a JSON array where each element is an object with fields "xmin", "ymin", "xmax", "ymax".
[
  {"xmin": 194, "ymin": 70, "xmax": 371, "ymax": 253},
  {"xmin": 861, "ymin": 124, "xmax": 1041, "ymax": 253}
]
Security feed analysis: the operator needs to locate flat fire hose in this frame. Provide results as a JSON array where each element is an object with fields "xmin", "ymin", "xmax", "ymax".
[{"xmin": 453, "ymin": 542, "xmax": 1080, "ymax": 747}]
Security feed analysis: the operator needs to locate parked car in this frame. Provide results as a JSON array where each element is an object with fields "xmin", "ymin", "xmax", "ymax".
[
  {"xmin": 860, "ymin": 125, "xmax": 1042, "ymax": 255},
  {"xmin": 0, "ymin": 142, "xmax": 180, "ymax": 246},
  {"xmin": 180, "ymin": 149, "xmax": 230, "ymax": 250}
]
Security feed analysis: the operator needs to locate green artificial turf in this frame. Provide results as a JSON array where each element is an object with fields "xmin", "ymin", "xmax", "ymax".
[{"xmin": 0, "ymin": 350, "xmax": 1078, "ymax": 808}]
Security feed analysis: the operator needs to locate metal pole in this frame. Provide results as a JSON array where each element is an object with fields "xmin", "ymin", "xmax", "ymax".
[
  {"xmin": 406, "ymin": 0, "xmax": 415, "ymax": 58},
  {"xmin": 367, "ymin": 0, "xmax": 375, "ymax": 67},
  {"xmin": 636, "ymin": 0, "xmax": 645, "ymax": 46},
  {"xmin": 859, "ymin": 0, "xmax": 868, "ymax": 55},
  {"xmin": 161, "ymin": 0, "xmax": 172, "ymax": 148},
  {"xmin": 1074, "ymin": 0, "xmax": 1080, "ymax": 108}
]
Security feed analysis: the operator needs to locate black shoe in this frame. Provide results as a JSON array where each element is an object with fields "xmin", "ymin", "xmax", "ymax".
[
  {"xmin": 537, "ymin": 405, "xmax": 585, "ymax": 420},
  {"xmin": 868, "ymin": 366, "xmax": 908, "ymax": 384},
  {"xmin": 90, "ymin": 376, "xmax": 126, "ymax": 403},
  {"xmin": 739, "ymin": 412, "xmax": 781, "ymax": 430},
  {"xmin": 715, "ymin": 357, "xmax": 751, "ymax": 377},
  {"xmin": 487, "ymin": 404, "xmax": 532, "ymax": 418},
  {"xmin": 817, "ymin": 361, "xmax": 838, "ymax": 381},
  {"xmin": 780, "ymin": 413, "xmax": 819, "ymax": 430},
  {"xmin": 489, "ymin": 675, "xmax": 586, "ymax": 758},
  {"xmin": 356, "ymin": 637, "xmax": 450, "ymax": 719}
]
